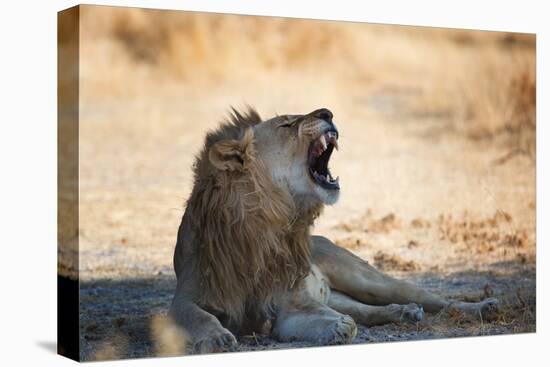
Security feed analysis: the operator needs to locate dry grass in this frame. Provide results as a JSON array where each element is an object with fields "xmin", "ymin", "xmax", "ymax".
[
  {"xmin": 333, "ymin": 209, "xmax": 535, "ymax": 273},
  {"xmin": 436, "ymin": 210, "xmax": 534, "ymax": 260},
  {"xmin": 336, "ymin": 210, "xmax": 402, "ymax": 234},
  {"xmin": 76, "ymin": 6, "xmax": 354, "ymax": 86},
  {"xmin": 68, "ymin": 6, "xmax": 535, "ymax": 159},
  {"xmin": 444, "ymin": 47, "xmax": 535, "ymax": 159},
  {"xmin": 373, "ymin": 251, "xmax": 420, "ymax": 272}
]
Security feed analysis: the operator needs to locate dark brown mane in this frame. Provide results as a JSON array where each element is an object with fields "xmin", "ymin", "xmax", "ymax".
[
  {"xmin": 185, "ymin": 108, "xmax": 314, "ymax": 327},
  {"xmin": 203, "ymin": 107, "xmax": 262, "ymax": 148}
]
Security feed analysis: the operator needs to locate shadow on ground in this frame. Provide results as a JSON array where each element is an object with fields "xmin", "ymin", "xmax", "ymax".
[{"xmin": 79, "ymin": 261, "xmax": 535, "ymax": 361}]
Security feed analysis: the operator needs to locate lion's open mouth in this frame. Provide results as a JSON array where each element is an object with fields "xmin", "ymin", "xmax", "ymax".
[{"xmin": 307, "ymin": 129, "xmax": 339, "ymax": 190}]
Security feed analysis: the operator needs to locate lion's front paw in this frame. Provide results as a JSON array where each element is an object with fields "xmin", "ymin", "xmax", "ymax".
[
  {"xmin": 317, "ymin": 315, "xmax": 357, "ymax": 345},
  {"xmin": 193, "ymin": 328, "xmax": 237, "ymax": 354},
  {"xmin": 400, "ymin": 303, "xmax": 424, "ymax": 323}
]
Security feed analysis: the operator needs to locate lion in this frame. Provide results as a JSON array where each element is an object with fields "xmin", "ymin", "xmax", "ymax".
[{"xmin": 169, "ymin": 107, "xmax": 499, "ymax": 353}]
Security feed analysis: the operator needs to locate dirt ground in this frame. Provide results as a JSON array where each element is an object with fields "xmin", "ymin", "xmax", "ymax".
[{"xmin": 64, "ymin": 6, "xmax": 536, "ymax": 361}]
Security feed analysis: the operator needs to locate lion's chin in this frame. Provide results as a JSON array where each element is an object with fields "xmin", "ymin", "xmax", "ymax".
[{"xmin": 313, "ymin": 184, "xmax": 341, "ymax": 205}]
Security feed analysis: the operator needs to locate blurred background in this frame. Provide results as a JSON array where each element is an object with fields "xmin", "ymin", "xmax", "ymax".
[{"xmin": 59, "ymin": 5, "xmax": 535, "ymax": 360}]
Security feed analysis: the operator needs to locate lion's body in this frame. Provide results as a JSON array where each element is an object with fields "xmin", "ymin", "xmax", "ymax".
[{"xmin": 169, "ymin": 108, "xmax": 498, "ymax": 353}]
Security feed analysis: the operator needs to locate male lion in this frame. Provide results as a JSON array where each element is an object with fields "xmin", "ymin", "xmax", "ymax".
[{"xmin": 169, "ymin": 107, "xmax": 498, "ymax": 353}]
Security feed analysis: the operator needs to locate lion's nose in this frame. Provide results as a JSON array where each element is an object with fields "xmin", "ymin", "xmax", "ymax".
[{"xmin": 310, "ymin": 108, "xmax": 333, "ymax": 123}]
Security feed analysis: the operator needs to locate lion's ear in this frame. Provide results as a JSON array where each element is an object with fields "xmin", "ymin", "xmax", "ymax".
[{"xmin": 209, "ymin": 129, "xmax": 255, "ymax": 171}]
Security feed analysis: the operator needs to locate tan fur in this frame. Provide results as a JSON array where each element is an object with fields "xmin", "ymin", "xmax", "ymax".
[{"xmin": 170, "ymin": 107, "xmax": 498, "ymax": 354}]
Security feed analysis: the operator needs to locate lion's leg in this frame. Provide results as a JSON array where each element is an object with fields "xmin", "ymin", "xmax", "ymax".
[
  {"xmin": 312, "ymin": 236, "xmax": 498, "ymax": 318},
  {"xmin": 328, "ymin": 291, "xmax": 424, "ymax": 326},
  {"xmin": 169, "ymin": 281, "xmax": 237, "ymax": 354},
  {"xmin": 273, "ymin": 282, "xmax": 357, "ymax": 345}
]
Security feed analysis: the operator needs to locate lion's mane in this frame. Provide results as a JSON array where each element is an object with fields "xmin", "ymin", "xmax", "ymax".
[{"xmin": 183, "ymin": 108, "xmax": 320, "ymax": 327}]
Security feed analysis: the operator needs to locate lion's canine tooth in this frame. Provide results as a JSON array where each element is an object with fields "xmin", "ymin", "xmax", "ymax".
[
  {"xmin": 331, "ymin": 136, "xmax": 339, "ymax": 150},
  {"xmin": 319, "ymin": 134, "xmax": 327, "ymax": 151},
  {"xmin": 326, "ymin": 131, "xmax": 338, "ymax": 150}
]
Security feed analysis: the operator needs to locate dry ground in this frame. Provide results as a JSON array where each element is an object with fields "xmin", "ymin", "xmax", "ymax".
[{"xmin": 60, "ymin": 6, "xmax": 536, "ymax": 361}]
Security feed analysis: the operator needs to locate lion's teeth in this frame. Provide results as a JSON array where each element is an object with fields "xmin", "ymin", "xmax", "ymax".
[
  {"xmin": 319, "ymin": 135, "xmax": 327, "ymax": 151},
  {"xmin": 326, "ymin": 131, "xmax": 338, "ymax": 150},
  {"xmin": 330, "ymin": 136, "xmax": 339, "ymax": 150}
]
